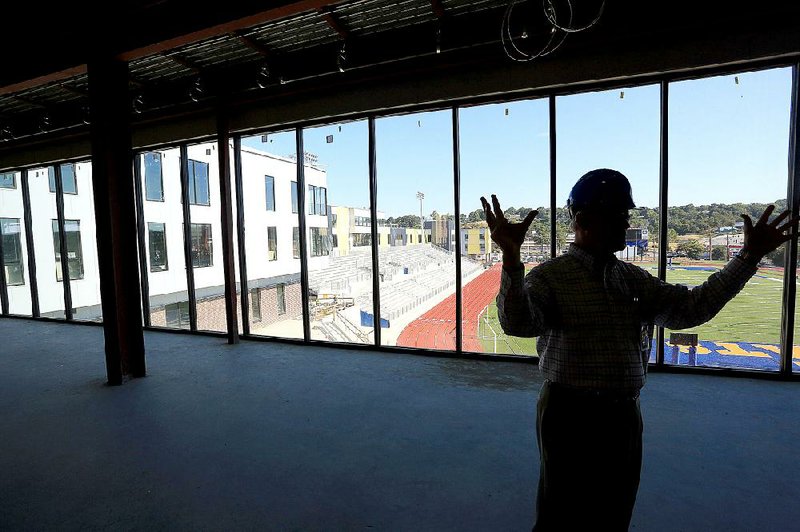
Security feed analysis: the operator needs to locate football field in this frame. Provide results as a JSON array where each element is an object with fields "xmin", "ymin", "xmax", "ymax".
[{"xmin": 478, "ymin": 263, "xmax": 799, "ymax": 371}]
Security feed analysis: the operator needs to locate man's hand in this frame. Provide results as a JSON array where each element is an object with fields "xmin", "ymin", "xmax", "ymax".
[
  {"xmin": 480, "ymin": 194, "xmax": 538, "ymax": 267},
  {"xmin": 740, "ymin": 205, "xmax": 800, "ymax": 262}
]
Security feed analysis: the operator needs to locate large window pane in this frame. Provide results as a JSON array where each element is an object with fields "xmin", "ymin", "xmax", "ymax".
[
  {"xmin": 459, "ymin": 99, "xmax": 550, "ymax": 356},
  {"xmin": 137, "ymin": 148, "xmax": 189, "ymax": 329},
  {"xmin": 187, "ymin": 142, "xmax": 224, "ymax": 333},
  {"xmin": 376, "ymin": 110, "xmax": 455, "ymax": 349},
  {"xmin": 240, "ymin": 131, "xmax": 304, "ymax": 340},
  {"xmin": 668, "ymin": 68, "xmax": 791, "ymax": 372},
  {"xmin": 0, "ymin": 171, "xmax": 32, "ymax": 315},
  {"xmin": 557, "ymin": 85, "xmax": 661, "ymax": 361},
  {"xmin": 303, "ymin": 120, "xmax": 374, "ymax": 344},
  {"xmin": 29, "ymin": 166, "xmax": 64, "ymax": 318},
  {"xmin": 52, "ymin": 219, "xmax": 84, "ymax": 282},
  {"xmin": 60, "ymin": 161, "xmax": 102, "ymax": 322}
]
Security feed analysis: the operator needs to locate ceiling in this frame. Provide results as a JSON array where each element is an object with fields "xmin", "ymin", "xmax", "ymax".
[{"xmin": 1, "ymin": 1, "xmax": 799, "ymax": 148}]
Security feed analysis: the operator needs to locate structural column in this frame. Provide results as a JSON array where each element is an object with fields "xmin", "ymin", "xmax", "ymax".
[{"xmin": 88, "ymin": 57, "xmax": 146, "ymax": 384}]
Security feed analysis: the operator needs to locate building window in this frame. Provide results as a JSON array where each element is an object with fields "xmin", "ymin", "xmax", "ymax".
[
  {"xmin": 48, "ymin": 164, "xmax": 78, "ymax": 195},
  {"xmin": 353, "ymin": 233, "xmax": 371, "ymax": 247},
  {"xmin": 144, "ymin": 152, "xmax": 164, "ymax": 201},
  {"xmin": 191, "ymin": 223, "xmax": 213, "ymax": 268},
  {"xmin": 188, "ymin": 159, "xmax": 210, "ymax": 206},
  {"xmin": 148, "ymin": 222, "xmax": 168, "ymax": 272},
  {"xmin": 165, "ymin": 301, "xmax": 191, "ymax": 329},
  {"xmin": 250, "ymin": 288, "xmax": 262, "ymax": 322},
  {"xmin": 308, "ymin": 185, "xmax": 317, "ymax": 215},
  {"xmin": 418, "ymin": 234, "xmax": 422, "ymax": 243},
  {"xmin": 291, "ymin": 181, "xmax": 298, "ymax": 214},
  {"xmin": 292, "ymin": 227, "xmax": 300, "ymax": 259},
  {"xmin": 265, "ymin": 175, "xmax": 275, "ymax": 211},
  {"xmin": 318, "ymin": 187, "xmax": 327, "ymax": 216},
  {"xmin": 0, "ymin": 172, "xmax": 16, "ymax": 189},
  {"xmin": 1, "ymin": 218, "xmax": 24, "ymax": 285},
  {"xmin": 332, "ymin": 234, "xmax": 338, "ymax": 248},
  {"xmin": 52, "ymin": 219, "xmax": 84, "ymax": 281},
  {"xmin": 311, "ymin": 227, "xmax": 330, "ymax": 257},
  {"xmin": 268, "ymin": 226, "xmax": 277, "ymax": 261},
  {"xmin": 277, "ymin": 283, "xmax": 286, "ymax": 315}
]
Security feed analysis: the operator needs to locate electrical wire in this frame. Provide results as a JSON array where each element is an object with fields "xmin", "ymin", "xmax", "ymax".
[
  {"xmin": 501, "ymin": 0, "xmax": 571, "ymax": 62},
  {"xmin": 543, "ymin": 0, "xmax": 605, "ymax": 33}
]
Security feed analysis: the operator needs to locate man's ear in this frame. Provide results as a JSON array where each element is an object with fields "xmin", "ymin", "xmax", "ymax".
[{"xmin": 574, "ymin": 211, "xmax": 589, "ymax": 231}]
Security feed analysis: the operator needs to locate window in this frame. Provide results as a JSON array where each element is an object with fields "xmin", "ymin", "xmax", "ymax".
[
  {"xmin": 267, "ymin": 226, "xmax": 277, "ymax": 261},
  {"xmin": 308, "ymin": 185, "xmax": 317, "ymax": 215},
  {"xmin": 250, "ymin": 288, "xmax": 262, "ymax": 322},
  {"xmin": 353, "ymin": 233, "xmax": 371, "ymax": 247},
  {"xmin": 0, "ymin": 172, "xmax": 15, "ymax": 189},
  {"xmin": 318, "ymin": 187, "xmax": 327, "ymax": 216},
  {"xmin": 144, "ymin": 152, "xmax": 164, "ymax": 201},
  {"xmin": 310, "ymin": 227, "xmax": 330, "ymax": 257},
  {"xmin": 52, "ymin": 219, "xmax": 84, "ymax": 281},
  {"xmin": 277, "ymin": 283, "xmax": 286, "ymax": 315},
  {"xmin": 1, "ymin": 218, "xmax": 24, "ymax": 285},
  {"xmin": 265, "ymin": 175, "xmax": 275, "ymax": 211},
  {"xmin": 291, "ymin": 181, "xmax": 298, "ymax": 213},
  {"xmin": 165, "ymin": 301, "xmax": 191, "ymax": 329},
  {"xmin": 190, "ymin": 223, "xmax": 213, "ymax": 268},
  {"xmin": 48, "ymin": 164, "xmax": 78, "ymax": 194},
  {"xmin": 292, "ymin": 227, "xmax": 300, "ymax": 258},
  {"xmin": 148, "ymin": 222, "xmax": 168, "ymax": 272},
  {"xmin": 332, "ymin": 234, "xmax": 338, "ymax": 248},
  {"xmin": 188, "ymin": 159, "xmax": 210, "ymax": 205}
]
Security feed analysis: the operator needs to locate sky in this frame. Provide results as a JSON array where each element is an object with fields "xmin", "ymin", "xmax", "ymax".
[{"xmin": 242, "ymin": 66, "xmax": 793, "ymax": 219}]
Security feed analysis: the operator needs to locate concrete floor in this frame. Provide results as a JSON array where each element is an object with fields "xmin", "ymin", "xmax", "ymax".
[{"xmin": 0, "ymin": 320, "xmax": 798, "ymax": 531}]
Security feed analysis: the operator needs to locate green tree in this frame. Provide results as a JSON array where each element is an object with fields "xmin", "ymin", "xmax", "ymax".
[
  {"xmin": 711, "ymin": 245, "xmax": 727, "ymax": 261},
  {"xmin": 677, "ymin": 239, "xmax": 704, "ymax": 259}
]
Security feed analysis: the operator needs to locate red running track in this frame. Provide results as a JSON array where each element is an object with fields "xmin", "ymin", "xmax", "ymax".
[{"xmin": 396, "ymin": 264, "xmax": 503, "ymax": 351}]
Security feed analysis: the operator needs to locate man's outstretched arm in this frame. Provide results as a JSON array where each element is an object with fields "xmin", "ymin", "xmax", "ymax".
[
  {"xmin": 481, "ymin": 195, "xmax": 549, "ymax": 337},
  {"xmin": 647, "ymin": 205, "xmax": 799, "ymax": 329}
]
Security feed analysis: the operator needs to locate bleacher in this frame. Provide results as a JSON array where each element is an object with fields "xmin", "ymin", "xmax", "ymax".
[{"xmin": 308, "ymin": 245, "xmax": 483, "ymax": 324}]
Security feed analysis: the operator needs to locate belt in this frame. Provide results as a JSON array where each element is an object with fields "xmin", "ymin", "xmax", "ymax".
[{"xmin": 545, "ymin": 380, "xmax": 640, "ymax": 402}]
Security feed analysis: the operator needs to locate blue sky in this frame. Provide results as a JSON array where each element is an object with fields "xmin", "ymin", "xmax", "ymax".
[{"xmin": 243, "ymin": 66, "xmax": 793, "ymax": 218}]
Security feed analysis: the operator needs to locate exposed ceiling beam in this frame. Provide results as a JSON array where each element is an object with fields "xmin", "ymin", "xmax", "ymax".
[
  {"xmin": 0, "ymin": 66, "xmax": 87, "ymax": 98},
  {"xmin": 163, "ymin": 53, "xmax": 203, "ymax": 74},
  {"xmin": 234, "ymin": 32, "xmax": 272, "ymax": 57},
  {"xmin": 431, "ymin": 0, "xmax": 446, "ymax": 19},
  {"xmin": 117, "ymin": 0, "xmax": 349, "ymax": 62},
  {"xmin": 317, "ymin": 7, "xmax": 350, "ymax": 40}
]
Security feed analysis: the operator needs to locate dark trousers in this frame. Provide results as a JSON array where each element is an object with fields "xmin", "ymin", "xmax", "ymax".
[{"xmin": 533, "ymin": 380, "xmax": 643, "ymax": 532}]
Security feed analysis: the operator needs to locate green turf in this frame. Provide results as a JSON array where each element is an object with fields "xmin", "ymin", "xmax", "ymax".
[{"xmin": 477, "ymin": 262, "xmax": 794, "ymax": 356}]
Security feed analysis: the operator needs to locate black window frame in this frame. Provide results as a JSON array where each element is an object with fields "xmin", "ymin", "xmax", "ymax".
[
  {"xmin": 265, "ymin": 175, "xmax": 276, "ymax": 211},
  {"xmin": 267, "ymin": 226, "xmax": 278, "ymax": 261},
  {"xmin": 1, "ymin": 217, "xmax": 25, "ymax": 286},
  {"xmin": 148, "ymin": 222, "xmax": 169, "ymax": 272},
  {"xmin": 188, "ymin": 159, "xmax": 210, "ymax": 206},
  {"xmin": 52, "ymin": 218, "xmax": 84, "ymax": 282},
  {"xmin": 190, "ymin": 223, "xmax": 213, "ymax": 268},
  {"xmin": 48, "ymin": 164, "xmax": 78, "ymax": 195},
  {"xmin": 144, "ymin": 152, "xmax": 165, "ymax": 202},
  {"xmin": 0, "ymin": 172, "xmax": 16, "ymax": 189}
]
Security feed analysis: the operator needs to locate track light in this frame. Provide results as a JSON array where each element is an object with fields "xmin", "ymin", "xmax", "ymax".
[
  {"xmin": 256, "ymin": 62, "xmax": 271, "ymax": 89},
  {"xmin": 337, "ymin": 42, "xmax": 347, "ymax": 73},
  {"xmin": 38, "ymin": 112, "xmax": 51, "ymax": 133},
  {"xmin": 132, "ymin": 93, "xmax": 145, "ymax": 114},
  {"xmin": 81, "ymin": 105, "xmax": 91, "ymax": 125},
  {"xmin": 189, "ymin": 77, "xmax": 205, "ymax": 102},
  {"xmin": 0, "ymin": 124, "xmax": 14, "ymax": 141}
]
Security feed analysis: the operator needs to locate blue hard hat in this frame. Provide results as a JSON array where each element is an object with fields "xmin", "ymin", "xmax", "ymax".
[{"xmin": 567, "ymin": 169, "xmax": 636, "ymax": 216}]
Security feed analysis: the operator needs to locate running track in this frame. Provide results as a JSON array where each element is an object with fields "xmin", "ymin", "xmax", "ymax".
[{"xmin": 397, "ymin": 264, "xmax": 502, "ymax": 351}]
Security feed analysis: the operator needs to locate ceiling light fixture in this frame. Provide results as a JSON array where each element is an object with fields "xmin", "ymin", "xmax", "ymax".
[
  {"xmin": 337, "ymin": 42, "xmax": 347, "ymax": 73},
  {"xmin": 256, "ymin": 62, "xmax": 271, "ymax": 89},
  {"xmin": 189, "ymin": 77, "xmax": 205, "ymax": 102}
]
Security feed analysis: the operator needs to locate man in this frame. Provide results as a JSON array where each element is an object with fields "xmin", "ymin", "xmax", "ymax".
[{"xmin": 480, "ymin": 169, "xmax": 797, "ymax": 531}]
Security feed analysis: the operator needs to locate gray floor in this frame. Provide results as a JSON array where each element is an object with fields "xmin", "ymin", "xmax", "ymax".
[{"xmin": 0, "ymin": 320, "xmax": 798, "ymax": 531}]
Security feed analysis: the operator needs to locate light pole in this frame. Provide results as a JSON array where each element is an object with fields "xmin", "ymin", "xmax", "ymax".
[{"xmin": 416, "ymin": 191, "xmax": 424, "ymax": 234}]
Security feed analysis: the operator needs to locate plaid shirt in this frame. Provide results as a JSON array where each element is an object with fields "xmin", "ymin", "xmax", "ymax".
[{"xmin": 498, "ymin": 244, "xmax": 758, "ymax": 392}]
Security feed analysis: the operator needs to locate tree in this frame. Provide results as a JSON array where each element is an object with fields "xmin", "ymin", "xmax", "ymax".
[
  {"xmin": 394, "ymin": 214, "xmax": 421, "ymax": 228},
  {"xmin": 676, "ymin": 239, "xmax": 704, "ymax": 259},
  {"xmin": 711, "ymin": 245, "xmax": 727, "ymax": 261}
]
